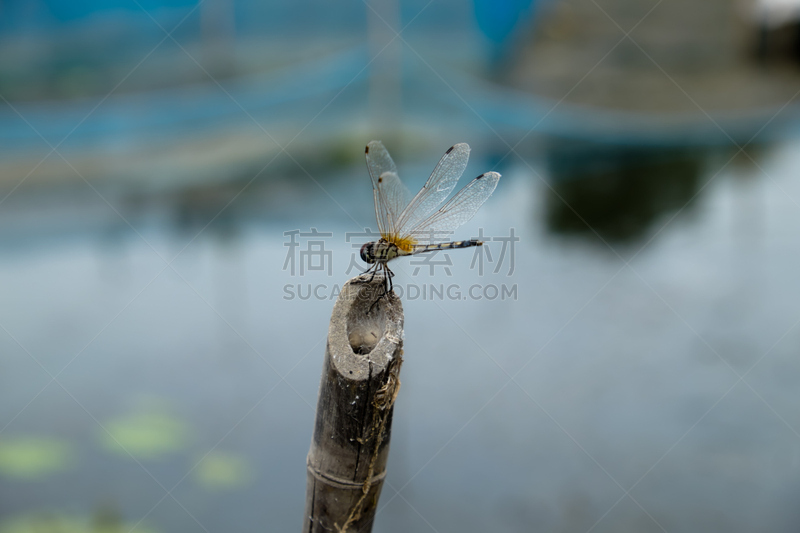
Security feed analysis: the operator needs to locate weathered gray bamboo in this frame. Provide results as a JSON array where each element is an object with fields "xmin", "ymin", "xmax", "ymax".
[{"xmin": 303, "ymin": 275, "xmax": 404, "ymax": 533}]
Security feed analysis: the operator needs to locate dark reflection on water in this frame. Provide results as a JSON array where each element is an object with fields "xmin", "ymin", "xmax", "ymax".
[
  {"xmin": 172, "ymin": 184, "xmax": 247, "ymax": 237},
  {"xmin": 543, "ymin": 142, "xmax": 720, "ymax": 242}
]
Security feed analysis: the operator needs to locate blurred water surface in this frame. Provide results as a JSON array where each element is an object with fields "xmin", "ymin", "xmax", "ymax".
[{"xmin": 1, "ymin": 137, "xmax": 800, "ymax": 532}]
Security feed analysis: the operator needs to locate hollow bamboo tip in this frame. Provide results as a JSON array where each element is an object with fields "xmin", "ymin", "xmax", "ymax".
[{"xmin": 328, "ymin": 274, "xmax": 404, "ymax": 379}]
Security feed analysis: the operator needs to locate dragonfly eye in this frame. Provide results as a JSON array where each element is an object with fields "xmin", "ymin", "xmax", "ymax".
[{"xmin": 360, "ymin": 242, "xmax": 375, "ymax": 264}]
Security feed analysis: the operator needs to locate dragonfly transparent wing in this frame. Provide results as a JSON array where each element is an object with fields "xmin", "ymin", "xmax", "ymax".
[
  {"xmin": 365, "ymin": 141, "xmax": 410, "ymax": 236},
  {"xmin": 408, "ymin": 171, "xmax": 500, "ymax": 245},
  {"xmin": 394, "ymin": 143, "xmax": 470, "ymax": 238}
]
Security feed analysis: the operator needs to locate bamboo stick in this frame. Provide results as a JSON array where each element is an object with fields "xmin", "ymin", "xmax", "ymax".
[{"xmin": 303, "ymin": 275, "xmax": 404, "ymax": 533}]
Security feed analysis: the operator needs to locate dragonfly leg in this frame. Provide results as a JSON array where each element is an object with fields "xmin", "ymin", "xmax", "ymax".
[
  {"xmin": 380, "ymin": 264, "xmax": 396, "ymax": 299},
  {"xmin": 355, "ymin": 262, "xmax": 379, "ymax": 283},
  {"xmin": 365, "ymin": 264, "xmax": 377, "ymax": 282},
  {"xmin": 368, "ymin": 263, "xmax": 393, "ymax": 313}
]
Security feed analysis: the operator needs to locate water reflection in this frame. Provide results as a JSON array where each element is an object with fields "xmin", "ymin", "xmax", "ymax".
[
  {"xmin": 172, "ymin": 183, "xmax": 246, "ymax": 236},
  {"xmin": 543, "ymin": 142, "xmax": 716, "ymax": 242}
]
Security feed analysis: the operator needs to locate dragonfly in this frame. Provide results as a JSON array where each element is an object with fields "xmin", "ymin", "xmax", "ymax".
[{"xmin": 359, "ymin": 140, "xmax": 500, "ymax": 303}]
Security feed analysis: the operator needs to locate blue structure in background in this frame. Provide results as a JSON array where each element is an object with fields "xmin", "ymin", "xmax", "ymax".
[
  {"xmin": 9, "ymin": 0, "xmax": 195, "ymax": 22},
  {"xmin": 1, "ymin": 0, "xmax": 797, "ymax": 156},
  {"xmin": 474, "ymin": 0, "xmax": 535, "ymax": 43},
  {"xmin": 0, "ymin": 0, "xmax": 535, "ymax": 38},
  {"xmin": 0, "ymin": 0, "xmax": 368, "ymax": 36},
  {"xmin": 473, "ymin": 0, "xmax": 537, "ymax": 63}
]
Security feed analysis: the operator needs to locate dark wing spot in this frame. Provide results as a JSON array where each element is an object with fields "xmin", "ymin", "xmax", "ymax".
[
  {"xmin": 365, "ymin": 145, "xmax": 370, "ymax": 154},
  {"xmin": 378, "ymin": 177, "xmax": 382, "ymax": 183},
  {"xmin": 446, "ymin": 146, "xmax": 454, "ymax": 154},
  {"xmin": 476, "ymin": 173, "xmax": 486, "ymax": 179}
]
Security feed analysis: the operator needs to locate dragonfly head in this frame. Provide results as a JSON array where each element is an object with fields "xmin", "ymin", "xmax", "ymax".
[{"xmin": 360, "ymin": 242, "xmax": 376, "ymax": 264}]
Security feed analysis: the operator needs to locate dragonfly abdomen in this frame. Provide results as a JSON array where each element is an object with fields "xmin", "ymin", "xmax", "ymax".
[{"xmin": 412, "ymin": 239, "xmax": 482, "ymax": 255}]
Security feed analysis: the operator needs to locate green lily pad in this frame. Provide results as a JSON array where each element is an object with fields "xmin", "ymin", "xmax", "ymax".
[
  {"xmin": 0, "ymin": 437, "xmax": 73, "ymax": 479},
  {"xmin": 194, "ymin": 451, "xmax": 251, "ymax": 489},
  {"xmin": 101, "ymin": 411, "xmax": 187, "ymax": 460},
  {"xmin": 0, "ymin": 511, "xmax": 158, "ymax": 533}
]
